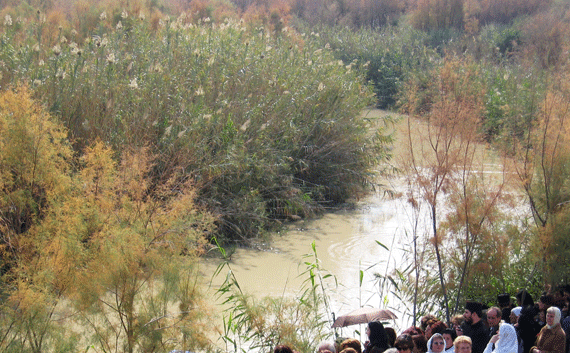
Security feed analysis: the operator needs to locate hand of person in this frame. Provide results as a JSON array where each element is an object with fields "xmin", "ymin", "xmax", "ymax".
[{"xmin": 490, "ymin": 333, "xmax": 499, "ymax": 344}]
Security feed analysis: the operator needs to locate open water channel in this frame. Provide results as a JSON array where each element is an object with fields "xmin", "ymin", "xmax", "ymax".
[{"xmin": 200, "ymin": 110, "xmax": 428, "ymax": 343}]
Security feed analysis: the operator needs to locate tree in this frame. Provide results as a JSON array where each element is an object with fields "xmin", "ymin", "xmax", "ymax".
[
  {"xmin": 400, "ymin": 57, "xmax": 507, "ymax": 321},
  {"xmin": 514, "ymin": 72, "xmax": 570, "ymax": 285},
  {"xmin": 0, "ymin": 86, "xmax": 217, "ymax": 352}
]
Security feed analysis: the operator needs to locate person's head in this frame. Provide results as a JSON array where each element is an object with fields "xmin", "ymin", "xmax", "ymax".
[
  {"xmin": 367, "ymin": 321, "xmax": 390, "ymax": 348},
  {"xmin": 442, "ymin": 329, "xmax": 457, "ymax": 350},
  {"xmin": 546, "ymin": 306, "xmax": 561, "ymax": 328},
  {"xmin": 386, "ymin": 327, "xmax": 397, "ymax": 347},
  {"xmin": 402, "ymin": 326, "xmax": 424, "ymax": 336},
  {"xmin": 274, "ymin": 345, "xmax": 294, "ymax": 353},
  {"xmin": 464, "ymin": 302, "xmax": 483, "ymax": 324},
  {"xmin": 420, "ymin": 315, "xmax": 438, "ymax": 331},
  {"xmin": 516, "ymin": 290, "xmax": 534, "ymax": 307},
  {"xmin": 426, "ymin": 321, "xmax": 447, "ymax": 339},
  {"xmin": 539, "ymin": 293, "xmax": 554, "ymax": 310},
  {"xmin": 340, "ymin": 338, "xmax": 362, "ymax": 353},
  {"xmin": 412, "ymin": 334, "xmax": 428, "ymax": 353},
  {"xmin": 509, "ymin": 307, "xmax": 522, "ymax": 324},
  {"xmin": 453, "ymin": 336, "xmax": 472, "ymax": 353},
  {"xmin": 451, "ymin": 315, "xmax": 464, "ymax": 336},
  {"xmin": 497, "ymin": 294, "xmax": 511, "ymax": 308},
  {"xmin": 429, "ymin": 333, "xmax": 445, "ymax": 353},
  {"xmin": 394, "ymin": 334, "xmax": 414, "ymax": 353},
  {"xmin": 340, "ymin": 349, "xmax": 358, "ymax": 353},
  {"xmin": 486, "ymin": 307, "xmax": 501, "ymax": 328},
  {"xmin": 318, "ymin": 341, "xmax": 336, "ymax": 353}
]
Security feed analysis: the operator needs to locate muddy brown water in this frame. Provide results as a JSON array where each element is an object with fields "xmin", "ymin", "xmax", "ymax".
[{"xmin": 200, "ymin": 110, "xmax": 424, "ymax": 342}]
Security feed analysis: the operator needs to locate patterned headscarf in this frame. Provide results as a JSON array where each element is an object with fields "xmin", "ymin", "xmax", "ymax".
[{"xmin": 493, "ymin": 323, "xmax": 519, "ymax": 353}]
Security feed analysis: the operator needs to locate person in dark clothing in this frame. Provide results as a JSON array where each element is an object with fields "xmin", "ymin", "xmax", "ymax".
[
  {"xmin": 462, "ymin": 301, "xmax": 490, "ymax": 353},
  {"xmin": 516, "ymin": 290, "xmax": 535, "ymax": 308},
  {"xmin": 516, "ymin": 290, "xmax": 541, "ymax": 353},
  {"xmin": 364, "ymin": 321, "xmax": 392, "ymax": 353},
  {"xmin": 498, "ymin": 293, "xmax": 514, "ymax": 323}
]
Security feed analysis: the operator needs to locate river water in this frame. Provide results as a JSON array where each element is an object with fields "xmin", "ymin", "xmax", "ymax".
[{"xmin": 201, "ymin": 110, "xmax": 429, "ymax": 342}]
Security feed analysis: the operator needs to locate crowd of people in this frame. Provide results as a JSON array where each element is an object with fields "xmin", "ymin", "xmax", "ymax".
[{"xmin": 273, "ymin": 288, "xmax": 570, "ymax": 353}]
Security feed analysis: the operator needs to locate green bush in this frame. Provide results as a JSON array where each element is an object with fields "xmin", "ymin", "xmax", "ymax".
[
  {"xmin": 304, "ymin": 23, "xmax": 440, "ymax": 109},
  {"xmin": 0, "ymin": 12, "xmax": 389, "ymax": 242}
]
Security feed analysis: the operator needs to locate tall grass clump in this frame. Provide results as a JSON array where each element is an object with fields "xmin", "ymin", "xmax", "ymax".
[
  {"xmin": 0, "ymin": 8, "xmax": 390, "ymax": 243},
  {"xmin": 214, "ymin": 241, "xmax": 335, "ymax": 353},
  {"xmin": 303, "ymin": 23, "xmax": 440, "ymax": 109}
]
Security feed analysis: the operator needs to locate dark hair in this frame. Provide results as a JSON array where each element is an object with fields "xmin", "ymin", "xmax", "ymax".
[
  {"xmin": 516, "ymin": 290, "xmax": 534, "ymax": 307},
  {"xmin": 412, "ymin": 334, "xmax": 428, "ymax": 353},
  {"xmin": 420, "ymin": 315, "xmax": 438, "ymax": 331},
  {"xmin": 386, "ymin": 327, "xmax": 397, "ymax": 347},
  {"xmin": 394, "ymin": 335, "xmax": 414, "ymax": 350},
  {"xmin": 442, "ymin": 328, "xmax": 457, "ymax": 341},
  {"xmin": 368, "ymin": 321, "xmax": 391, "ymax": 351},
  {"xmin": 497, "ymin": 293, "xmax": 511, "ymax": 306},
  {"xmin": 539, "ymin": 293, "xmax": 554, "ymax": 307},
  {"xmin": 274, "ymin": 345, "xmax": 294, "ymax": 353}
]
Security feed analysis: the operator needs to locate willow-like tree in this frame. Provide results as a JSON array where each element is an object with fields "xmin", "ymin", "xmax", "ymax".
[
  {"xmin": 513, "ymin": 73, "xmax": 570, "ymax": 285},
  {"xmin": 400, "ymin": 58, "xmax": 513, "ymax": 322}
]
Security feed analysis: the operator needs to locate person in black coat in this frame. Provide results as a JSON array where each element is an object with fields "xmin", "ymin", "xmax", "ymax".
[{"xmin": 462, "ymin": 301, "xmax": 490, "ymax": 353}]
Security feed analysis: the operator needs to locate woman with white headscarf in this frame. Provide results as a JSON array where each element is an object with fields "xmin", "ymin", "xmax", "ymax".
[
  {"xmin": 530, "ymin": 306, "xmax": 566, "ymax": 353},
  {"xmin": 427, "ymin": 333, "xmax": 446, "ymax": 353},
  {"xmin": 483, "ymin": 323, "xmax": 519, "ymax": 353}
]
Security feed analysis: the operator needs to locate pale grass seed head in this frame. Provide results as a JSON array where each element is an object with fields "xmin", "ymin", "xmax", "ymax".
[
  {"xmin": 106, "ymin": 53, "xmax": 116, "ymax": 64},
  {"xmin": 56, "ymin": 68, "xmax": 66, "ymax": 79},
  {"xmin": 4, "ymin": 14, "xmax": 12, "ymax": 26},
  {"xmin": 129, "ymin": 78, "xmax": 138, "ymax": 89},
  {"xmin": 52, "ymin": 44, "xmax": 61, "ymax": 56}
]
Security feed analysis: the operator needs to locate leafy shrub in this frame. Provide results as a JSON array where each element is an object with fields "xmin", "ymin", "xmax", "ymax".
[
  {"xmin": 307, "ymin": 24, "xmax": 440, "ymax": 109},
  {"xmin": 0, "ymin": 86, "xmax": 217, "ymax": 352},
  {"xmin": 0, "ymin": 10, "xmax": 388, "ymax": 242}
]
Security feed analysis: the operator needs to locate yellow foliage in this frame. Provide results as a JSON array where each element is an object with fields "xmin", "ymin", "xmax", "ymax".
[
  {"xmin": 0, "ymin": 85, "xmax": 73, "ymax": 278},
  {"xmin": 0, "ymin": 89, "xmax": 216, "ymax": 351}
]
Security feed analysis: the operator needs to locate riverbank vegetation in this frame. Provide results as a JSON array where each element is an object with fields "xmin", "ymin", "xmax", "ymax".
[{"xmin": 1, "ymin": 0, "xmax": 570, "ymax": 351}]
